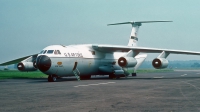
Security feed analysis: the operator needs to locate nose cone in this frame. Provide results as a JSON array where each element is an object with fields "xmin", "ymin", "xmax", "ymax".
[{"xmin": 36, "ymin": 55, "xmax": 51, "ymax": 72}]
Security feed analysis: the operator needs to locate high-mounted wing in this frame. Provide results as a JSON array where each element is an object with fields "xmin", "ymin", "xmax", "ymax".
[
  {"xmin": 92, "ymin": 44, "xmax": 200, "ymax": 55},
  {"xmin": 0, "ymin": 54, "xmax": 38, "ymax": 66}
]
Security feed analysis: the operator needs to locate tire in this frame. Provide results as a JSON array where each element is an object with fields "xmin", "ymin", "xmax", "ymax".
[
  {"xmin": 80, "ymin": 75, "xmax": 91, "ymax": 80},
  {"xmin": 48, "ymin": 75, "xmax": 57, "ymax": 82},
  {"xmin": 48, "ymin": 75, "xmax": 52, "ymax": 82},
  {"xmin": 132, "ymin": 73, "xmax": 137, "ymax": 76},
  {"xmin": 86, "ymin": 75, "xmax": 91, "ymax": 79},
  {"xmin": 52, "ymin": 76, "xmax": 57, "ymax": 82},
  {"xmin": 109, "ymin": 74, "xmax": 116, "ymax": 79}
]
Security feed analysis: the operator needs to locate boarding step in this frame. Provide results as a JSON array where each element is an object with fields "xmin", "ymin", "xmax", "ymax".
[{"xmin": 73, "ymin": 68, "xmax": 80, "ymax": 81}]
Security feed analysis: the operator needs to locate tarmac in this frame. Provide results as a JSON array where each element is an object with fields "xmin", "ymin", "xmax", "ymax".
[{"xmin": 1, "ymin": 70, "xmax": 200, "ymax": 112}]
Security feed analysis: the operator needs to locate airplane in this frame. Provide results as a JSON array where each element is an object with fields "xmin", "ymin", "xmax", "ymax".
[{"xmin": 1, "ymin": 20, "xmax": 200, "ymax": 82}]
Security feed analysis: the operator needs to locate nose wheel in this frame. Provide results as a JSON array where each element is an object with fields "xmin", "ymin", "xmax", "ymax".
[{"xmin": 48, "ymin": 75, "xmax": 57, "ymax": 82}]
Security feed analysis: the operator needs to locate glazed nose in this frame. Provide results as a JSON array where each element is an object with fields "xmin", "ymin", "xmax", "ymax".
[{"xmin": 36, "ymin": 55, "xmax": 51, "ymax": 72}]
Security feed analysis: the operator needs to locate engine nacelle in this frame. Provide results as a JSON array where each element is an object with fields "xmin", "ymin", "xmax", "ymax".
[
  {"xmin": 118, "ymin": 57, "xmax": 137, "ymax": 67},
  {"xmin": 17, "ymin": 62, "xmax": 37, "ymax": 71},
  {"xmin": 152, "ymin": 58, "xmax": 168, "ymax": 69}
]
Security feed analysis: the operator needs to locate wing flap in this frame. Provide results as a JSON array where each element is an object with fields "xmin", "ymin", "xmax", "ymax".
[{"xmin": 93, "ymin": 45, "xmax": 200, "ymax": 55}]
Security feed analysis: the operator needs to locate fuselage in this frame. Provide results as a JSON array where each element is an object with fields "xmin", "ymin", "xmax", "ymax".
[{"xmin": 36, "ymin": 44, "xmax": 127, "ymax": 76}]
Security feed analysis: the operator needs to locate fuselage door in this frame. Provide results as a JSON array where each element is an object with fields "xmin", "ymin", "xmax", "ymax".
[{"xmin": 73, "ymin": 62, "xmax": 78, "ymax": 70}]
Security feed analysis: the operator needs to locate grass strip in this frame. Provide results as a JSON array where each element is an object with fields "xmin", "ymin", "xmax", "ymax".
[
  {"xmin": 136, "ymin": 69, "xmax": 174, "ymax": 73},
  {"xmin": 0, "ymin": 70, "xmax": 47, "ymax": 79}
]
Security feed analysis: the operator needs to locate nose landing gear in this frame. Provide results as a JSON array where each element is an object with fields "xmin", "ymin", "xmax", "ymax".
[{"xmin": 48, "ymin": 75, "xmax": 57, "ymax": 82}]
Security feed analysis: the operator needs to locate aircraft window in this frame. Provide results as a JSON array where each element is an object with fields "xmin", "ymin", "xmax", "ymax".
[
  {"xmin": 47, "ymin": 50, "xmax": 54, "ymax": 54},
  {"xmin": 57, "ymin": 50, "xmax": 61, "ymax": 54},
  {"xmin": 91, "ymin": 51, "xmax": 95, "ymax": 55},
  {"xmin": 43, "ymin": 50, "xmax": 47, "ymax": 54},
  {"xmin": 54, "ymin": 50, "xmax": 58, "ymax": 54}
]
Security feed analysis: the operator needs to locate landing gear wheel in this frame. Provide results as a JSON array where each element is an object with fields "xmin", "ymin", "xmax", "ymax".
[
  {"xmin": 85, "ymin": 75, "xmax": 91, "ymax": 79},
  {"xmin": 109, "ymin": 74, "xmax": 118, "ymax": 79},
  {"xmin": 48, "ymin": 75, "xmax": 57, "ymax": 82},
  {"xmin": 48, "ymin": 75, "xmax": 52, "ymax": 82},
  {"xmin": 132, "ymin": 73, "xmax": 137, "ymax": 77},
  {"xmin": 80, "ymin": 75, "xmax": 91, "ymax": 80},
  {"xmin": 109, "ymin": 74, "xmax": 114, "ymax": 79},
  {"xmin": 52, "ymin": 76, "xmax": 57, "ymax": 82}
]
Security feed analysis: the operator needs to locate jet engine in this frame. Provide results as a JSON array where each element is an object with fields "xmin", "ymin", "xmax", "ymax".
[
  {"xmin": 152, "ymin": 58, "xmax": 168, "ymax": 69},
  {"xmin": 118, "ymin": 57, "xmax": 137, "ymax": 67},
  {"xmin": 17, "ymin": 62, "xmax": 37, "ymax": 71}
]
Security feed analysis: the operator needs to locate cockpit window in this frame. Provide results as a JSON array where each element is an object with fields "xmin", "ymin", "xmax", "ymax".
[
  {"xmin": 47, "ymin": 50, "xmax": 54, "ymax": 54},
  {"xmin": 54, "ymin": 50, "xmax": 58, "ymax": 54},
  {"xmin": 43, "ymin": 50, "xmax": 47, "ymax": 54},
  {"xmin": 54, "ymin": 50, "xmax": 61, "ymax": 55},
  {"xmin": 57, "ymin": 50, "xmax": 61, "ymax": 54}
]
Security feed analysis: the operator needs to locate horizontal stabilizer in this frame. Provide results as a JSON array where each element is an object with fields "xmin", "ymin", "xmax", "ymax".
[{"xmin": 108, "ymin": 21, "xmax": 172, "ymax": 26}]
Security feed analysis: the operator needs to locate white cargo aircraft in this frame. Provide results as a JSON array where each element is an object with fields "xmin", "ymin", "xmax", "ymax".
[{"xmin": 1, "ymin": 21, "xmax": 200, "ymax": 82}]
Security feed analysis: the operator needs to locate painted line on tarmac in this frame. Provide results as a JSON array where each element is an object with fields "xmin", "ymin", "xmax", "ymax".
[
  {"xmin": 153, "ymin": 76, "xmax": 164, "ymax": 78},
  {"xmin": 74, "ymin": 82, "xmax": 116, "ymax": 87},
  {"xmin": 181, "ymin": 74, "xmax": 187, "ymax": 76},
  {"xmin": 88, "ymin": 84, "xmax": 99, "ymax": 86}
]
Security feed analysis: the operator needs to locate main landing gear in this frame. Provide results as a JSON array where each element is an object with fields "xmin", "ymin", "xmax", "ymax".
[
  {"xmin": 48, "ymin": 75, "xmax": 57, "ymax": 82},
  {"xmin": 132, "ymin": 73, "xmax": 137, "ymax": 76},
  {"xmin": 79, "ymin": 75, "xmax": 91, "ymax": 80},
  {"xmin": 109, "ymin": 73, "xmax": 137, "ymax": 79},
  {"xmin": 109, "ymin": 74, "xmax": 120, "ymax": 79}
]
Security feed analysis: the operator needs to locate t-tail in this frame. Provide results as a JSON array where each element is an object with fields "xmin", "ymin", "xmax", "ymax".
[{"xmin": 108, "ymin": 21, "xmax": 172, "ymax": 47}]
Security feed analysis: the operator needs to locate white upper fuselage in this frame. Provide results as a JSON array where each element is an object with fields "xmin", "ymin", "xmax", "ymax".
[
  {"xmin": 39, "ymin": 44, "xmax": 125, "ymax": 59},
  {"xmin": 38, "ymin": 44, "xmax": 128, "ymax": 76}
]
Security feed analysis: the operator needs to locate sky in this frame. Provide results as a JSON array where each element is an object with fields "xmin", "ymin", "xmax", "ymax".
[{"xmin": 1, "ymin": 0, "xmax": 200, "ymax": 64}]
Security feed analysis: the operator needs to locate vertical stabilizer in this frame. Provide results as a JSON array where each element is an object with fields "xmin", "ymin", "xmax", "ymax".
[
  {"xmin": 108, "ymin": 21, "xmax": 172, "ymax": 47},
  {"xmin": 128, "ymin": 23, "xmax": 141, "ymax": 47}
]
